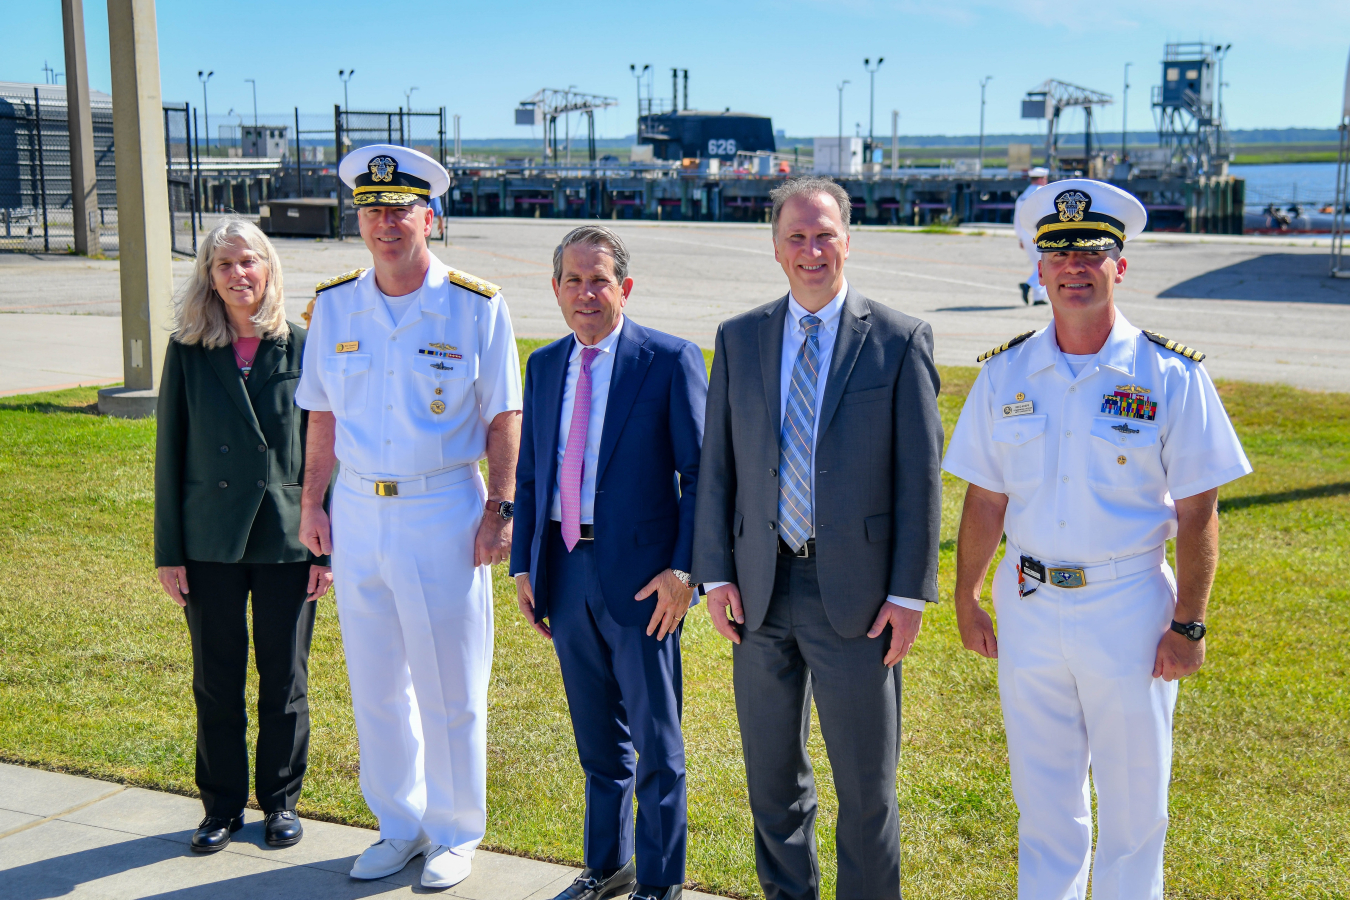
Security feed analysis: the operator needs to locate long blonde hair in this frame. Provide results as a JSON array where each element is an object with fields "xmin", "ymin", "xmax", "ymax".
[{"xmin": 172, "ymin": 218, "xmax": 288, "ymax": 348}]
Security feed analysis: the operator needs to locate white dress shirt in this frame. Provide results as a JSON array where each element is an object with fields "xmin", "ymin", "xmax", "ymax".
[
  {"xmin": 549, "ymin": 315, "xmax": 625, "ymax": 524},
  {"xmin": 708, "ymin": 283, "xmax": 925, "ymax": 613}
]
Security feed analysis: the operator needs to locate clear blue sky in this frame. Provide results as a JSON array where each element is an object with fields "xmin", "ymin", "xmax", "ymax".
[{"xmin": 8, "ymin": 1, "xmax": 1349, "ymax": 140}]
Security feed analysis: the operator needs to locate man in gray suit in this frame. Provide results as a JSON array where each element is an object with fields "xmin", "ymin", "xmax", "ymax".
[{"xmin": 692, "ymin": 177, "xmax": 943, "ymax": 900}]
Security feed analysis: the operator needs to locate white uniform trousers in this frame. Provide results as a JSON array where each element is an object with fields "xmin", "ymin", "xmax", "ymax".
[
  {"xmin": 1021, "ymin": 237, "xmax": 1048, "ymax": 302},
  {"xmin": 331, "ymin": 469, "xmax": 493, "ymax": 852},
  {"xmin": 992, "ymin": 553, "xmax": 1178, "ymax": 900}
]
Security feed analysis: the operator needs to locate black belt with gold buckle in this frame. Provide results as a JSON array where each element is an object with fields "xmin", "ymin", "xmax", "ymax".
[{"xmin": 778, "ymin": 537, "xmax": 815, "ymax": 558}]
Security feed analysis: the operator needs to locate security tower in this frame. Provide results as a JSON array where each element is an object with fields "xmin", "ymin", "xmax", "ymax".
[{"xmin": 1152, "ymin": 42, "xmax": 1230, "ymax": 177}]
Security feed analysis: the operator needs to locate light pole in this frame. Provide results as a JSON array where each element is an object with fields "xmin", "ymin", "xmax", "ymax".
[
  {"xmin": 338, "ymin": 69, "xmax": 355, "ymax": 111},
  {"xmin": 1121, "ymin": 63, "xmax": 1131, "ymax": 160},
  {"xmin": 629, "ymin": 64, "xmax": 649, "ymax": 144},
  {"xmin": 244, "ymin": 77, "xmax": 257, "ymax": 127},
  {"xmin": 837, "ymin": 80, "xmax": 850, "ymax": 175},
  {"xmin": 864, "ymin": 57, "xmax": 884, "ymax": 160},
  {"xmin": 405, "ymin": 86, "xmax": 419, "ymax": 111},
  {"xmin": 978, "ymin": 76, "xmax": 992, "ymax": 175},
  {"xmin": 198, "ymin": 70, "xmax": 213, "ymax": 150}
]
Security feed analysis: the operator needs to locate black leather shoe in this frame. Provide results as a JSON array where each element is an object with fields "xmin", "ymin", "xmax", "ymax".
[
  {"xmin": 552, "ymin": 858, "xmax": 636, "ymax": 900},
  {"xmin": 632, "ymin": 885, "xmax": 682, "ymax": 900},
  {"xmin": 264, "ymin": 810, "xmax": 303, "ymax": 847},
  {"xmin": 191, "ymin": 814, "xmax": 243, "ymax": 853}
]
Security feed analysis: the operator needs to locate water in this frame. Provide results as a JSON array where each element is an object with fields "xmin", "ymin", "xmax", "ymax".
[{"xmin": 1231, "ymin": 161, "xmax": 1342, "ymax": 210}]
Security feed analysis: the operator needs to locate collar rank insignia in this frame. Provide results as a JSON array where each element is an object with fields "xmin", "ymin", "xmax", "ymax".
[
  {"xmin": 1101, "ymin": 385, "xmax": 1157, "ymax": 421},
  {"xmin": 369, "ymin": 156, "xmax": 397, "ymax": 183}
]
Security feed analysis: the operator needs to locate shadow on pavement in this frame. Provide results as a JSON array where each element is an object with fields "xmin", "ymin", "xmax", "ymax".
[
  {"xmin": 1159, "ymin": 253, "xmax": 1350, "ymax": 304},
  {"xmin": 0, "ymin": 833, "xmax": 408, "ymax": 900}
]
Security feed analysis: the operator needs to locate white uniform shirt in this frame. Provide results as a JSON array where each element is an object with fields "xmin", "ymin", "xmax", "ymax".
[
  {"xmin": 942, "ymin": 312, "xmax": 1252, "ymax": 564},
  {"xmin": 549, "ymin": 315, "xmax": 625, "ymax": 524},
  {"xmin": 1013, "ymin": 184, "xmax": 1038, "ymax": 248},
  {"xmin": 708, "ymin": 281, "xmax": 925, "ymax": 612},
  {"xmin": 295, "ymin": 259, "xmax": 522, "ymax": 477}
]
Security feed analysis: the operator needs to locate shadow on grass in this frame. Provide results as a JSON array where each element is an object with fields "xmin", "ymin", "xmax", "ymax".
[
  {"xmin": 1219, "ymin": 481, "xmax": 1350, "ymax": 513},
  {"xmin": 0, "ymin": 401, "xmax": 100, "ymax": 415}
]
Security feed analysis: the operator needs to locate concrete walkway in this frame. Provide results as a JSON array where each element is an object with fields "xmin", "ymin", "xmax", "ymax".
[{"xmin": 0, "ymin": 763, "xmax": 722, "ymax": 900}]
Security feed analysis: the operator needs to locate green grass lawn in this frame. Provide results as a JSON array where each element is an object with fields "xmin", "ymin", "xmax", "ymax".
[{"xmin": 1, "ymin": 345, "xmax": 1346, "ymax": 899}]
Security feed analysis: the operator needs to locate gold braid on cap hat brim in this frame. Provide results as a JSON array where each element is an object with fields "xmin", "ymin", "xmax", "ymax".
[
  {"xmin": 352, "ymin": 190, "xmax": 429, "ymax": 207},
  {"xmin": 1036, "ymin": 222, "xmax": 1123, "ymax": 253}
]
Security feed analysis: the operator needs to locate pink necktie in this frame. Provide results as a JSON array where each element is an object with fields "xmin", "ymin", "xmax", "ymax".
[{"xmin": 560, "ymin": 346, "xmax": 599, "ymax": 551}]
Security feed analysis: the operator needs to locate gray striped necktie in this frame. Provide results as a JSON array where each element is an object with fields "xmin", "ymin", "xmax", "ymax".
[{"xmin": 778, "ymin": 314, "xmax": 822, "ymax": 552}]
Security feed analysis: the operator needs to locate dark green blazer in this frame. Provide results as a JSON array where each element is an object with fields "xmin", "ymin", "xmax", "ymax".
[{"xmin": 154, "ymin": 321, "xmax": 326, "ymax": 567}]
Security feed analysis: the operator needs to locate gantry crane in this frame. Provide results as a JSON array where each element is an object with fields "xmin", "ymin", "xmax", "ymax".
[
  {"xmin": 516, "ymin": 88, "xmax": 619, "ymax": 167},
  {"xmin": 1021, "ymin": 79, "xmax": 1113, "ymax": 174}
]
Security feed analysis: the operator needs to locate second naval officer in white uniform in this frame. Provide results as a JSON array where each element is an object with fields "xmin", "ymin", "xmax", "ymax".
[
  {"xmin": 943, "ymin": 179, "xmax": 1251, "ymax": 900},
  {"xmin": 295, "ymin": 145, "xmax": 522, "ymax": 889},
  {"xmin": 1013, "ymin": 166, "xmax": 1050, "ymax": 305}
]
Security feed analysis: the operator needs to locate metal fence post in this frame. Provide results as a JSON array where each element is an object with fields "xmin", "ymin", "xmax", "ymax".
[
  {"xmin": 34, "ymin": 87, "xmax": 50, "ymax": 252},
  {"xmin": 335, "ymin": 104, "xmax": 344, "ymax": 240}
]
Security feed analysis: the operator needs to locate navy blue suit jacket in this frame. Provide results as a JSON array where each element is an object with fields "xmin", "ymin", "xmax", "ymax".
[{"xmin": 511, "ymin": 318, "xmax": 707, "ymax": 628}]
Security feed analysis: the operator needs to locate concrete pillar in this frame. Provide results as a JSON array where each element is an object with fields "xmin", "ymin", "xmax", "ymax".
[
  {"xmin": 62, "ymin": 0, "xmax": 101, "ymax": 256},
  {"xmin": 98, "ymin": 0, "xmax": 174, "ymax": 418}
]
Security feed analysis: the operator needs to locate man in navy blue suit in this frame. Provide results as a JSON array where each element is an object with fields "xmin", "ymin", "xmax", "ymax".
[{"xmin": 512, "ymin": 225, "xmax": 707, "ymax": 900}]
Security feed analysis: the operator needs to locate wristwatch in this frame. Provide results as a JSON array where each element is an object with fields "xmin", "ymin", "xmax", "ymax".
[
  {"xmin": 1170, "ymin": 620, "xmax": 1207, "ymax": 642},
  {"xmin": 670, "ymin": 569, "xmax": 693, "ymax": 587},
  {"xmin": 486, "ymin": 499, "xmax": 514, "ymax": 520}
]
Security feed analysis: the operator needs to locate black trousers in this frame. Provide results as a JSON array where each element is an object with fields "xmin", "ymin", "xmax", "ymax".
[
  {"xmin": 732, "ymin": 554, "xmax": 904, "ymax": 900},
  {"xmin": 183, "ymin": 560, "xmax": 315, "ymax": 817}
]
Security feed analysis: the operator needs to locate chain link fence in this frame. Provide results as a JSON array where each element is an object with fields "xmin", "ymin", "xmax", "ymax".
[
  {"xmin": 336, "ymin": 106, "xmax": 445, "ymax": 236},
  {"xmin": 0, "ymin": 83, "xmax": 118, "ymax": 254}
]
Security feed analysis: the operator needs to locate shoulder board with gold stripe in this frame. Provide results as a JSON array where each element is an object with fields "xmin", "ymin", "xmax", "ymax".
[
  {"xmin": 314, "ymin": 268, "xmax": 366, "ymax": 294},
  {"xmin": 976, "ymin": 330, "xmax": 1035, "ymax": 363},
  {"xmin": 1143, "ymin": 330, "xmax": 1206, "ymax": 362},
  {"xmin": 445, "ymin": 266, "xmax": 501, "ymax": 298}
]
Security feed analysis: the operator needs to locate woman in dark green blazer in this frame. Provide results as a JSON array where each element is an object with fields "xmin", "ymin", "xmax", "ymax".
[{"xmin": 154, "ymin": 218, "xmax": 329, "ymax": 853}]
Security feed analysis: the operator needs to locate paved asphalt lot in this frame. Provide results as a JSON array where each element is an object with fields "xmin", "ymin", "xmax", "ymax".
[{"xmin": 0, "ymin": 220, "xmax": 1346, "ymax": 393}]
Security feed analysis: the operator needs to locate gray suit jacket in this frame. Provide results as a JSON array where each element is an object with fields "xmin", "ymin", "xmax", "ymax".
[{"xmin": 692, "ymin": 286, "xmax": 944, "ymax": 638}]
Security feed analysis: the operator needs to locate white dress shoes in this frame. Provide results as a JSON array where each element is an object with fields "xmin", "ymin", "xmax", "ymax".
[
  {"xmin": 349, "ymin": 836, "xmax": 432, "ymax": 880},
  {"xmin": 421, "ymin": 845, "xmax": 474, "ymax": 889}
]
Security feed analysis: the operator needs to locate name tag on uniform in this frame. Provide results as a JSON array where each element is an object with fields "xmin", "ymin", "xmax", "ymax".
[
  {"xmin": 336, "ymin": 341, "xmax": 359, "ymax": 353},
  {"xmin": 1002, "ymin": 400, "xmax": 1034, "ymax": 417}
]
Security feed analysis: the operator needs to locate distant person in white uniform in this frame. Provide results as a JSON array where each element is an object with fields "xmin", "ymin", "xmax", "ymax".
[
  {"xmin": 1013, "ymin": 166, "xmax": 1050, "ymax": 305},
  {"xmin": 943, "ymin": 179, "xmax": 1251, "ymax": 900},
  {"xmin": 295, "ymin": 144, "xmax": 522, "ymax": 889}
]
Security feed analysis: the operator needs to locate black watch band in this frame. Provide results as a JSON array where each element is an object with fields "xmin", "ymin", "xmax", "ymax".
[{"xmin": 1170, "ymin": 619, "xmax": 1207, "ymax": 642}]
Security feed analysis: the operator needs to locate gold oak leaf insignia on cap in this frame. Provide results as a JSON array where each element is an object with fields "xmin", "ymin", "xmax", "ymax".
[
  {"xmin": 1143, "ymin": 330, "xmax": 1206, "ymax": 362},
  {"xmin": 445, "ymin": 266, "xmax": 501, "ymax": 298},
  {"xmin": 977, "ymin": 330, "xmax": 1036, "ymax": 363}
]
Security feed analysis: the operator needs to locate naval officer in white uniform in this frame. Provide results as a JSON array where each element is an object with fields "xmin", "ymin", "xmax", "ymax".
[
  {"xmin": 944, "ymin": 179, "xmax": 1251, "ymax": 900},
  {"xmin": 1013, "ymin": 166, "xmax": 1050, "ymax": 305},
  {"xmin": 295, "ymin": 145, "xmax": 522, "ymax": 889}
]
